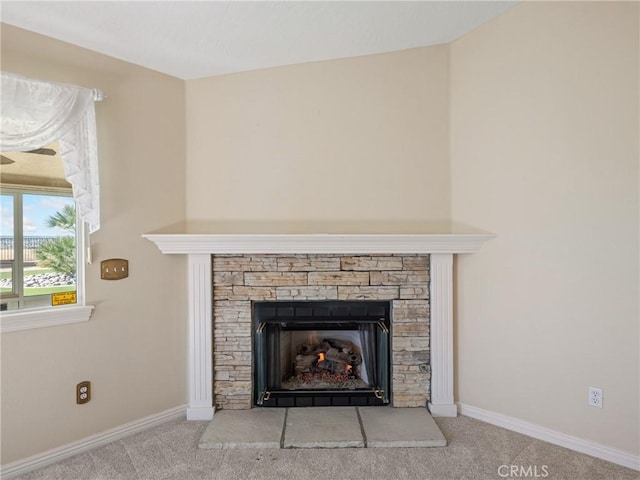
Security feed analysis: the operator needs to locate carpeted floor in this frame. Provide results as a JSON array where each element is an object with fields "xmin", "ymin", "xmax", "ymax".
[{"xmin": 12, "ymin": 415, "xmax": 639, "ymax": 480}]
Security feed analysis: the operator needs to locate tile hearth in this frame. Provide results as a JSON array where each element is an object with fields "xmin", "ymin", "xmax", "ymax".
[{"xmin": 199, "ymin": 407, "xmax": 447, "ymax": 449}]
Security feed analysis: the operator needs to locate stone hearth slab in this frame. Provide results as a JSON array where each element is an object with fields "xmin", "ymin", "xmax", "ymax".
[
  {"xmin": 198, "ymin": 407, "xmax": 447, "ymax": 449},
  {"xmin": 283, "ymin": 407, "xmax": 365, "ymax": 448},
  {"xmin": 359, "ymin": 406, "xmax": 447, "ymax": 447},
  {"xmin": 199, "ymin": 408, "xmax": 285, "ymax": 449}
]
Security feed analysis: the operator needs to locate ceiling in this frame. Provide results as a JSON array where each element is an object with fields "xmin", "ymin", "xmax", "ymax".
[
  {"xmin": 0, "ymin": 143, "xmax": 71, "ymax": 189},
  {"xmin": 0, "ymin": 1, "xmax": 517, "ymax": 80}
]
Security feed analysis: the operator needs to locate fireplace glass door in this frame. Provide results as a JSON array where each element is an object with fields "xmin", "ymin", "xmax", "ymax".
[{"xmin": 254, "ymin": 301, "xmax": 390, "ymax": 407}]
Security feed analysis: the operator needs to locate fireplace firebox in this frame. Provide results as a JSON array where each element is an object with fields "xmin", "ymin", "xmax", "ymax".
[{"xmin": 253, "ymin": 300, "xmax": 391, "ymax": 407}]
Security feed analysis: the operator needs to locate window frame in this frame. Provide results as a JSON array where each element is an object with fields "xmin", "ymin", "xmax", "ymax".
[{"xmin": 0, "ymin": 185, "xmax": 93, "ymax": 333}]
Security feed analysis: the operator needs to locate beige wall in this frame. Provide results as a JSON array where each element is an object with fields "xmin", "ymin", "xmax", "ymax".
[
  {"xmin": 185, "ymin": 46, "xmax": 450, "ymax": 222},
  {"xmin": 450, "ymin": 1, "xmax": 639, "ymax": 454},
  {"xmin": 1, "ymin": 25, "xmax": 188, "ymax": 463}
]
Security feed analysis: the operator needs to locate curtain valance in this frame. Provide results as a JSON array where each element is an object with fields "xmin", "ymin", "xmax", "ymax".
[{"xmin": 0, "ymin": 72, "xmax": 104, "ymax": 233}]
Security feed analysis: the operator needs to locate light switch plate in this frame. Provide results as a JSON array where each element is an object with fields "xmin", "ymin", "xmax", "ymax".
[{"xmin": 101, "ymin": 259, "xmax": 128, "ymax": 280}]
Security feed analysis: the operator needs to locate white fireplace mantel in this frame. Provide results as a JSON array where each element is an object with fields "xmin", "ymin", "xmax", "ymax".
[{"xmin": 143, "ymin": 221, "xmax": 494, "ymax": 420}]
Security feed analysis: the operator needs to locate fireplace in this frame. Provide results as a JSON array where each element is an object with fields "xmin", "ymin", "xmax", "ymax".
[
  {"xmin": 254, "ymin": 300, "xmax": 391, "ymax": 407},
  {"xmin": 143, "ymin": 222, "xmax": 494, "ymax": 419}
]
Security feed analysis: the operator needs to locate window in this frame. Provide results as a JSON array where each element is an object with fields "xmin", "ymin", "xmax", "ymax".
[
  {"xmin": 0, "ymin": 144, "xmax": 92, "ymax": 332},
  {"xmin": 1, "ymin": 187, "xmax": 83, "ymax": 311},
  {"xmin": 0, "ymin": 72, "xmax": 102, "ymax": 332}
]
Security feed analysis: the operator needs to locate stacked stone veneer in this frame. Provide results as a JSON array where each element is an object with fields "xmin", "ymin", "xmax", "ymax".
[{"xmin": 212, "ymin": 254, "xmax": 430, "ymax": 410}]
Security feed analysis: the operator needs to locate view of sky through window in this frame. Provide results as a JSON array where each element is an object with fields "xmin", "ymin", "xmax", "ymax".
[{"xmin": 1, "ymin": 194, "xmax": 74, "ymax": 237}]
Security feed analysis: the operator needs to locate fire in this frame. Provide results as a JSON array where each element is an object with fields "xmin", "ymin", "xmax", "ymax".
[
  {"xmin": 317, "ymin": 352, "xmax": 325, "ymax": 362},
  {"xmin": 345, "ymin": 365, "xmax": 352, "ymax": 372}
]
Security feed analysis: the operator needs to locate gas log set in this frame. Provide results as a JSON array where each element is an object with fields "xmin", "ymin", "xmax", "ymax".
[
  {"xmin": 296, "ymin": 338, "xmax": 361, "ymax": 376},
  {"xmin": 282, "ymin": 338, "xmax": 367, "ymax": 390}
]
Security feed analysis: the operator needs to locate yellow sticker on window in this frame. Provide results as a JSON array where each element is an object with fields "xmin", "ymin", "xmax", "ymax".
[{"xmin": 52, "ymin": 291, "xmax": 77, "ymax": 306}]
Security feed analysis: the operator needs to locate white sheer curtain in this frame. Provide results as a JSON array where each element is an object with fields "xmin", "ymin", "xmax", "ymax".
[{"xmin": 0, "ymin": 71, "xmax": 104, "ymax": 233}]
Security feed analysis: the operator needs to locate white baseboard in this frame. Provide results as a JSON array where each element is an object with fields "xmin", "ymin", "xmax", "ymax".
[
  {"xmin": 458, "ymin": 403, "xmax": 640, "ymax": 472},
  {"xmin": 1, "ymin": 404, "xmax": 188, "ymax": 480}
]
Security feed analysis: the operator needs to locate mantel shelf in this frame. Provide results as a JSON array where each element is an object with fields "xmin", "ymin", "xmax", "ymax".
[{"xmin": 142, "ymin": 221, "xmax": 495, "ymax": 255}]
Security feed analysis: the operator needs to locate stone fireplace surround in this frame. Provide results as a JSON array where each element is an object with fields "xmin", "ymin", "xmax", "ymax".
[
  {"xmin": 213, "ymin": 254, "xmax": 429, "ymax": 410},
  {"xmin": 143, "ymin": 221, "xmax": 493, "ymax": 421}
]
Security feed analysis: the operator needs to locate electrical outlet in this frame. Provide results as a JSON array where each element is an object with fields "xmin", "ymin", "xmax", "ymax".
[
  {"xmin": 77, "ymin": 381, "xmax": 91, "ymax": 404},
  {"xmin": 588, "ymin": 386, "xmax": 603, "ymax": 408}
]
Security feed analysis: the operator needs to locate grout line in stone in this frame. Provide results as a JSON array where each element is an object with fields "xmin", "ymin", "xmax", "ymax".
[
  {"xmin": 280, "ymin": 408, "xmax": 289, "ymax": 449},
  {"xmin": 355, "ymin": 406, "xmax": 368, "ymax": 448}
]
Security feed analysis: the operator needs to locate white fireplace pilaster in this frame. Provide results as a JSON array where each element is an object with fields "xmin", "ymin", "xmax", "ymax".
[
  {"xmin": 187, "ymin": 254, "xmax": 214, "ymax": 420},
  {"xmin": 428, "ymin": 253, "xmax": 457, "ymax": 417}
]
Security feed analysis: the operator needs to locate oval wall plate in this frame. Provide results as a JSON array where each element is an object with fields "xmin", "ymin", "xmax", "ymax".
[{"xmin": 100, "ymin": 259, "xmax": 129, "ymax": 280}]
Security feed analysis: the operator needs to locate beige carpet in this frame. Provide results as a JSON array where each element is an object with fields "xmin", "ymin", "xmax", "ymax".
[{"xmin": 12, "ymin": 415, "xmax": 639, "ymax": 480}]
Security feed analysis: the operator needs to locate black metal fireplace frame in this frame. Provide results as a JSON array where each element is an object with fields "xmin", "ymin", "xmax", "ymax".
[{"xmin": 253, "ymin": 300, "xmax": 391, "ymax": 408}]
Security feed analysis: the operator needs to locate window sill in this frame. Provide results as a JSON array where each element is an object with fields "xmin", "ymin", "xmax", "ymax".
[{"xmin": 0, "ymin": 305, "xmax": 94, "ymax": 333}]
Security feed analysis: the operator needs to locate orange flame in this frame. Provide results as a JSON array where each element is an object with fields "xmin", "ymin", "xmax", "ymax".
[
  {"xmin": 345, "ymin": 365, "xmax": 352, "ymax": 372},
  {"xmin": 317, "ymin": 352, "xmax": 325, "ymax": 362}
]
